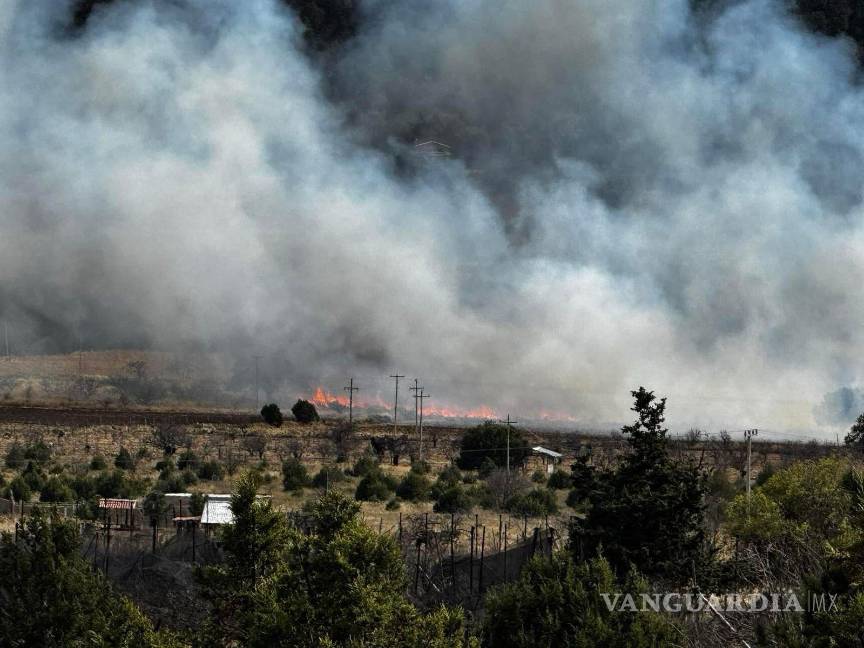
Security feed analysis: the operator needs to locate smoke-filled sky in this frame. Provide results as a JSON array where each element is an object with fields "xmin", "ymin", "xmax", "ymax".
[{"xmin": 2, "ymin": 0, "xmax": 864, "ymax": 433}]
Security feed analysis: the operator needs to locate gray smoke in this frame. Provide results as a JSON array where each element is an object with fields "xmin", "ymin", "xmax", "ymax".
[{"xmin": 1, "ymin": 0, "xmax": 863, "ymax": 431}]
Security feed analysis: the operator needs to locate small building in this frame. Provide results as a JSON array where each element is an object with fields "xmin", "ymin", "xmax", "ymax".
[
  {"xmin": 531, "ymin": 446, "xmax": 564, "ymax": 474},
  {"xmin": 200, "ymin": 495, "xmax": 234, "ymax": 527}
]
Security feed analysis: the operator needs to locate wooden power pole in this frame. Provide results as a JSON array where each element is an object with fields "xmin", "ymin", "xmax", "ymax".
[
  {"xmin": 745, "ymin": 428, "xmax": 758, "ymax": 512},
  {"xmin": 390, "ymin": 374, "xmax": 405, "ymax": 435},
  {"xmin": 344, "ymin": 378, "xmax": 359, "ymax": 426}
]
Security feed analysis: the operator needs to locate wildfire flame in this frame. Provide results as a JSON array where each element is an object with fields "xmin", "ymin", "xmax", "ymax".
[
  {"xmin": 307, "ymin": 386, "xmax": 499, "ymax": 420},
  {"xmin": 311, "ymin": 387, "xmax": 351, "ymax": 408}
]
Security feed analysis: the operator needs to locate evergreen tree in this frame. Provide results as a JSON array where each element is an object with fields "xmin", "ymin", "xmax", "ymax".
[
  {"xmin": 482, "ymin": 552, "xmax": 676, "ymax": 647},
  {"xmin": 570, "ymin": 387, "xmax": 707, "ymax": 581},
  {"xmin": 0, "ymin": 510, "xmax": 181, "ymax": 647}
]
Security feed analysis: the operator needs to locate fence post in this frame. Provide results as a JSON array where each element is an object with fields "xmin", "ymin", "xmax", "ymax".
[
  {"xmin": 503, "ymin": 522, "xmax": 508, "ymax": 582},
  {"xmin": 478, "ymin": 526, "xmax": 486, "ymax": 595},
  {"xmin": 414, "ymin": 540, "xmax": 422, "ymax": 594},
  {"xmin": 469, "ymin": 526, "xmax": 475, "ymax": 595}
]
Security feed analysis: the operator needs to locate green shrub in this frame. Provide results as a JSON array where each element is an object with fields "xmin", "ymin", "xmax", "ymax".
[
  {"xmin": 190, "ymin": 492, "xmax": 206, "ymax": 516},
  {"xmin": 282, "ymin": 458, "xmax": 310, "ymax": 492},
  {"xmin": 4, "ymin": 444, "xmax": 26, "ymax": 469},
  {"xmin": 71, "ymin": 475, "xmax": 97, "ymax": 501},
  {"xmin": 197, "ymin": 460, "xmax": 225, "ymax": 481},
  {"xmin": 531, "ymin": 469, "xmax": 547, "ymax": 484},
  {"xmin": 155, "ymin": 475, "xmax": 186, "ymax": 494},
  {"xmin": 410, "ymin": 460, "xmax": 430, "ymax": 475},
  {"xmin": 547, "ymin": 469, "xmax": 572, "ymax": 490},
  {"xmin": 437, "ymin": 465, "xmax": 462, "ymax": 486},
  {"xmin": 507, "ymin": 488, "xmax": 559, "ymax": 517},
  {"xmin": 94, "ymin": 470, "xmax": 147, "ymax": 499},
  {"xmin": 312, "ymin": 466, "xmax": 347, "ymax": 488},
  {"xmin": 114, "ymin": 448, "xmax": 135, "ymax": 470},
  {"xmin": 176, "ymin": 450, "xmax": 200, "ymax": 471},
  {"xmin": 396, "ymin": 471, "xmax": 431, "ymax": 501},
  {"xmin": 8, "ymin": 476, "xmax": 31, "ymax": 502},
  {"xmin": 39, "ymin": 476, "xmax": 74, "ymax": 503},
  {"xmin": 355, "ymin": 472, "xmax": 395, "ymax": 501},
  {"xmin": 89, "ymin": 455, "xmax": 107, "ymax": 471},
  {"xmin": 478, "ymin": 456, "xmax": 497, "ymax": 479},
  {"xmin": 181, "ymin": 468, "xmax": 198, "ymax": 486},
  {"xmin": 458, "ymin": 422, "xmax": 530, "ymax": 471},
  {"xmin": 155, "ymin": 457, "xmax": 175, "ymax": 473},
  {"xmin": 351, "ymin": 456, "xmax": 380, "ymax": 477},
  {"xmin": 385, "ymin": 497, "xmax": 401, "ymax": 511},
  {"xmin": 24, "ymin": 441, "xmax": 52, "ymax": 464},
  {"xmin": 261, "ymin": 403, "xmax": 284, "ymax": 427},
  {"xmin": 434, "ymin": 484, "xmax": 473, "ymax": 514},
  {"xmin": 21, "ymin": 462, "xmax": 46, "ymax": 493},
  {"xmin": 291, "ymin": 399, "xmax": 319, "ymax": 424}
]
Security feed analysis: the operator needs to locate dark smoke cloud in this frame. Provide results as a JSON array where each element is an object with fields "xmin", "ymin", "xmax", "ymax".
[{"xmin": 1, "ymin": 0, "xmax": 864, "ymax": 431}]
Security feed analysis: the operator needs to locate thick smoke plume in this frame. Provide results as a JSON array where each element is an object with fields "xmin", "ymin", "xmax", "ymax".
[{"xmin": 1, "ymin": 0, "xmax": 864, "ymax": 432}]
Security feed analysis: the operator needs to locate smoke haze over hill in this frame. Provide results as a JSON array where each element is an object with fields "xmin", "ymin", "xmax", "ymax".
[{"xmin": 2, "ymin": 0, "xmax": 864, "ymax": 431}]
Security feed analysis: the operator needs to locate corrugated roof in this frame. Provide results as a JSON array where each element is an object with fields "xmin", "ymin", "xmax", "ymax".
[
  {"xmin": 532, "ymin": 446, "xmax": 563, "ymax": 459},
  {"xmin": 201, "ymin": 495, "xmax": 233, "ymax": 525},
  {"xmin": 98, "ymin": 498, "xmax": 137, "ymax": 509}
]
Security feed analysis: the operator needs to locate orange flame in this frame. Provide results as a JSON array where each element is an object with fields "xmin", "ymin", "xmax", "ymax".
[
  {"xmin": 307, "ymin": 386, "xmax": 504, "ymax": 420},
  {"xmin": 311, "ymin": 387, "xmax": 350, "ymax": 408}
]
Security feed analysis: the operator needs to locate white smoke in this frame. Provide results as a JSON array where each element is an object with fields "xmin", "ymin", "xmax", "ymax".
[{"xmin": 1, "ymin": 0, "xmax": 863, "ymax": 432}]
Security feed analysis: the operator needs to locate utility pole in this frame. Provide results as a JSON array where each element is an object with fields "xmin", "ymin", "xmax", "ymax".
[
  {"xmin": 3, "ymin": 321, "xmax": 9, "ymax": 360},
  {"xmin": 344, "ymin": 378, "xmax": 359, "ymax": 427},
  {"xmin": 745, "ymin": 429, "xmax": 758, "ymax": 512},
  {"xmin": 416, "ymin": 390, "xmax": 429, "ymax": 462},
  {"xmin": 409, "ymin": 379, "xmax": 421, "ymax": 433},
  {"xmin": 501, "ymin": 414, "xmax": 517, "ymax": 477},
  {"xmin": 253, "ymin": 355, "xmax": 263, "ymax": 410},
  {"xmin": 389, "ymin": 374, "xmax": 405, "ymax": 435}
]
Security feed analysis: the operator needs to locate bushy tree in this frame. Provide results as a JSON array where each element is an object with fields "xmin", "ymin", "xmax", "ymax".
[
  {"xmin": 261, "ymin": 403, "xmax": 284, "ymax": 427},
  {"xmin": 457, "ymin": 422, "xmax": 529, "ymax": 471},
  {"xmin": 199, "ymin": 479, "xmax": 470, "ymax": 647},
  {"xmin": 90, "ymin": 455, "xmax": 107, "ymax": 470},
  {"xmin": 24, "ymin": 441, "xmax": 52, "ymax": 464},
  {"xmin": 197, "ymin": 460, "xmax": 225, "ymax": 481},
  {"xmin": 547, "ymin": 469, "xmax": 572, "ymax": 490},
  {"xmin": 114, "ymin": 447, "xmax": 136, "ymax": 470},
  {"xmin": 176, "ymin": 449, "xmax": 200, "ymax": 471},
  {"xmin": 845, "ymin": 412, "xmax": 864, "ymax": 448},
  {"xmin": 351, "ymin": 455, "xmax": 380, "ymax": 477},
  {"xmin": 4, "ymin": 443, "xmax": 26, "ymax": 469},
  {"xmin": 282, "ymin": 458, "xmax": 311, "ymax": 491},
  {"xmin": 312, "ymin": 465, "xmax": 346, "ymax": 488},
  {"xmin": 8, "ymin": 475, "xmax": 32, "ymax": 502},
  {"xmin": 569, "ymin": 387, "xmax": 707, "ymax": 581},
  {"xmin": 396, "ymin": 471, "xmax": 432, "ymax": 501},
  {"xmin": 291, "ymin": 399, "xmax": 319, "ymax": 424},
  {"xmin": 434, "ymin": 484, "xmax": 473, "ymax": 514},
  {"xmin": 507, "ymin": 487, "xmax": 559, "ymax": 517},
  {"xmin": 0, "ymin": 510, "xmax": 181, "ymax": 647},
  {"xmin": 39, "ymin": 476, "xmax": 74, "ymax": 503},
  {"xmin": 482, "ymin": 552, "xmax": 676, "ymax": 647},
  {"xmin": 355, "ymin": 471, "xmax": 397, "ymax": 501}
]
